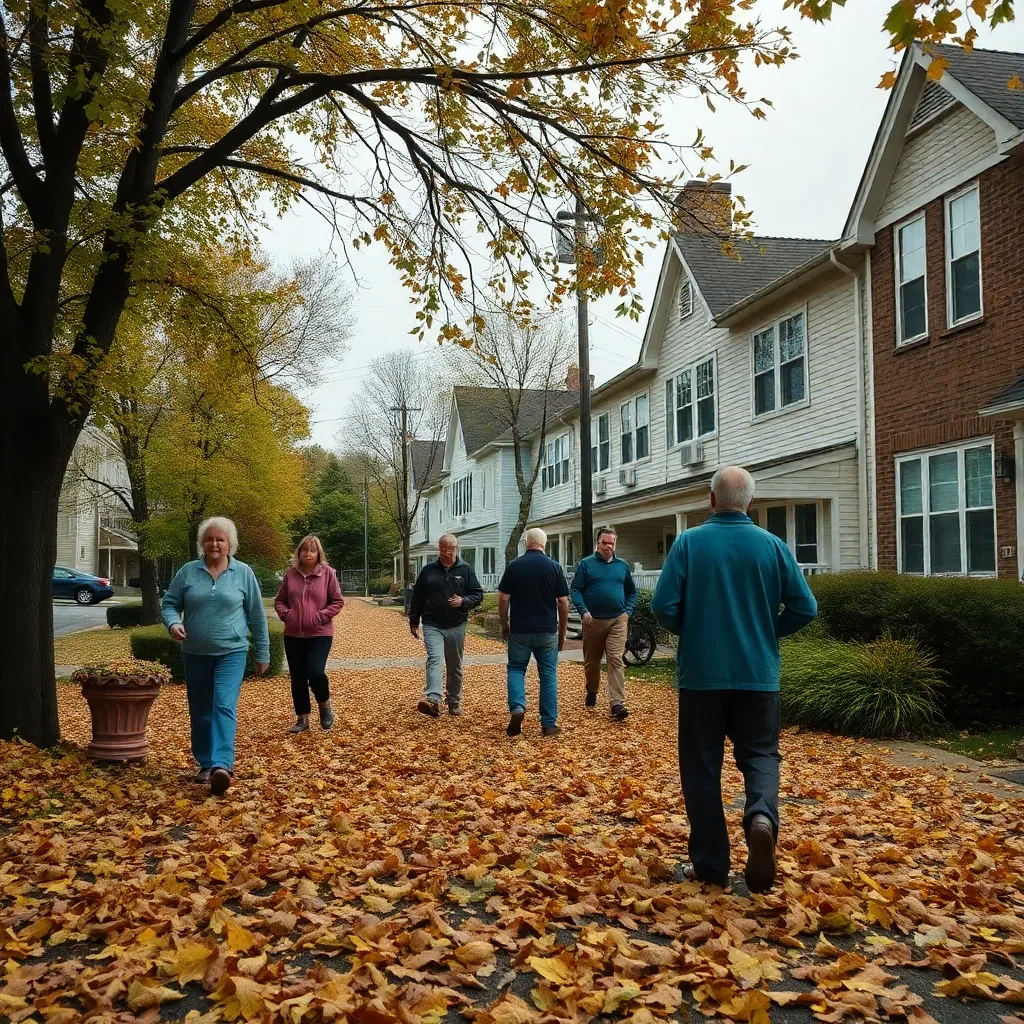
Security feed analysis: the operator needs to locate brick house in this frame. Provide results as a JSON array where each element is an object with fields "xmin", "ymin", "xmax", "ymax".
[{"xmin": 841, "ymin": 43, "xmax": 1024, "ymax": 580}]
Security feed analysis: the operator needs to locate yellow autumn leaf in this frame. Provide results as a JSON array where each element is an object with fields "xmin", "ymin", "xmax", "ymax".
[
  {"xmin": 361, "ymin": 893, "xmax": 394, "ymax": 913},
  {"xmin": 1010, "ymin": 75, "xmax": 1024, "ymax": 91},
  {"xmin": 603, "ymin": 983, "xmax": 641, "ymax": 1014},
  {"xmin": 489, "ymin": 994, "xmax": 537, "ymax": 1024},
  {"xmin": 526, "ymin": 955, "xmax": 573, "ymax": 984},
  {"xmin": 221, "ymin": 976, "xmax": 266, "ymax": 1021},
  {"xmin": 162, "ymin": 941, "xmax": 216, "ymax": 983},
  {"xmin": 455, "ymin": 940, "xmax": 495, "ymax": 968},
  {"xmin": 0, "ymin": 994, "xmax": 27, "ymax": 1014},
  {"xmin": 127, "ymin": 979, "xmax": 185, "ymax": 1011},
  {"xmin": 237, "ymin": 951, "xmax": 268, "ymax": 977},
  {"xmin": 207, "ymin": 859, "xmax": 230, "ymax": 882}
]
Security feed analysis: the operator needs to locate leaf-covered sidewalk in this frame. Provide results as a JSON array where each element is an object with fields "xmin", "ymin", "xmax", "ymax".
[{"xmin": 6, "ymin": 603, "xmax": 1024, "ymax": 1023}]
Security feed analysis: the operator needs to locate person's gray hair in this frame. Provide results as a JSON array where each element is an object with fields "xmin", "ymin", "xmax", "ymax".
[
  {"xmin": 197, "ymin": 516, "xmax": 239, "ymax": 556},
  {"xmin": 711, "ymin": 466, "xmax": 755, "ymax": 510},
  {"xmin": 525, "ymin": 527, "xmax": 547, "ymax": 549},
  {"xmin": 438, "ymin": 534, "xmax": 458, "ymax": 547}
]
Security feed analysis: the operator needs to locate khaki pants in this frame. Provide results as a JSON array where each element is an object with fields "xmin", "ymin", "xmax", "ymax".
[{"xmin": 582, "ymin": 613, "xmax": 628, "ymax": 706}]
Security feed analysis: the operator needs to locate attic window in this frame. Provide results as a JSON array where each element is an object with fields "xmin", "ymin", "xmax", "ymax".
[{"xmin": 679, "ymin": 278, "xmax": 693, "ymax": 319}]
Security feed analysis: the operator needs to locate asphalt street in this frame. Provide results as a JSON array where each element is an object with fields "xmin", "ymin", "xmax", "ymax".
[{"xmin": 52, "ymin": 601, "xmax": 110, "ymax": 636}]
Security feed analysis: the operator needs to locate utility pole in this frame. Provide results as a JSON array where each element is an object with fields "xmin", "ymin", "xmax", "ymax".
[
  {"xmin": 557, "ymin": 198, "xmax": 600, "ymax": 558},
  {"xmin": 362, "ymin": 467, "xmax": 369, "ymax": 598},
  {"xmin": 390, "ymin": 402, "xmax": 420, "ymax": 610}
]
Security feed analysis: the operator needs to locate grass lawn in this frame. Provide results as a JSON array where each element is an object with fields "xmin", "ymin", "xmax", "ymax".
[
  {"xmin": 623, "ymin": 656, "xmax": 676, "ymax": 686},
  {"xmin": 926, "ymin": 728, "xmax": 1024, "ymax": 760}
]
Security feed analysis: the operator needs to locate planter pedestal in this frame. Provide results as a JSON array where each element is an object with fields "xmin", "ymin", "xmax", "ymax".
[{"xmin": 80, "ymin": 675, "xmax": 162, "ymax": 762}]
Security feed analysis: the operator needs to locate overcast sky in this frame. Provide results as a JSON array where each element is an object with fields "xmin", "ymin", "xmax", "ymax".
[{"xmin": 255, "ymin": 4, "xmax": 1024, "ymax": 449}]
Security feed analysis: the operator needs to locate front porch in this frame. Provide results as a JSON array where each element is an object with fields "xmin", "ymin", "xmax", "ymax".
[{"xmin": 99, "ymin": 518, "xmax": 139, "ymax": 587}]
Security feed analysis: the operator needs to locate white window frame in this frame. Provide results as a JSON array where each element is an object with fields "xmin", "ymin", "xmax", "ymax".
[
  {"xmin": 753, "ymin": 501, "xmax": 825, "ymax": 567},
  {"xmin": 895, "ymin": 439, "xmax": 997, "ymax": 578},
  {"xmin": 679, "ymin": 277, "xmax": 693, "ymax": 320},
  {"xmin": 944, "ymin": 181, "xmax": 983, "ymax": 329},
  {"xmin": 451, "ymin": 474, "xmax": 473, "ymax": 517},
  {"xmin": 481, "ymin": 548, "xmax": 496, "ymax": 575},
  {"xmin": 543, "ymin": 433, "xmax": 570, "ymax": 489},
  {"xmin": 666, "ymin": 355, "xmax": 717, "ymax": 448},
  {"xmin": 750, "ymin": 307, "xmax": 809, "ymax": 420},
  {"xmin": 591, "ymin": 412, "xmax": 610, "ymax": 474},
  {"xmin": 894, "ymin": 211, "xmax": 929, "ymax": 346},
  {"xmin": 619, "ymin": 392, "xmax": 650, "ymax": 465}
]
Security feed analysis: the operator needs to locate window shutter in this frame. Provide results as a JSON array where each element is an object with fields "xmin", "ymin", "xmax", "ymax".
[
  {"xmin": 679, "ymin": 279, "xmax": 693, "ymax": 319},
  {"xmin": 665, "ymin": 379, "xmax": 675, "ymax": 448}
]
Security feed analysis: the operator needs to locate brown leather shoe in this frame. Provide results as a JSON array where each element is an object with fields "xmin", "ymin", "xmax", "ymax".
[
  {"xmin": 417, "ymin": 698, "xmax": 440, "ymax": 718},
  {"xmin": 744, "ymin": 814, "xmax": 777, "ymax": 894},
  {"xmin": 209, "ymin": 768, "xmax": 232, "ymax": 797},
  {"xmin": 506, "ymin": 711, "xmax": 525, "ymax": 737},
  {"xmin": 541, "ymin": 725, "xmax": 561, "ymax": 737}
]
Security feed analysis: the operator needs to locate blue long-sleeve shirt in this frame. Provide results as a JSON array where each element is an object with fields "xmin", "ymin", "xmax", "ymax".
[
  {"xmin": 651, "ymin": 511, "xmax": 817, "ymax": 691},
  {"xmin": 161, "ymin": 557, "xmax": 270, "ymax": 662},
  {"xmin": 570, "ymin": 553, "xmax": 637, "ymax": 619}
]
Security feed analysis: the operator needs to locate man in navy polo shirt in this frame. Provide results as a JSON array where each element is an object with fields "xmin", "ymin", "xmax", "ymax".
[{"xmin": 497, "ymin": 527, "xmax": 570, "ymax": 738}]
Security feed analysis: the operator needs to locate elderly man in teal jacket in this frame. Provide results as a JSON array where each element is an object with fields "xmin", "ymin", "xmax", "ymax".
[{"xmin": 651, "ymin": 467, "xmax": 816, "ymax": 894}]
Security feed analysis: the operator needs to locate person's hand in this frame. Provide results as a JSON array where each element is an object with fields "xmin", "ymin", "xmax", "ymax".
[
  {"xmin": 582, "ymin": 612, "xmax": 593, "ymax": 629},
  {"xmin": 169, "ymin": 623, "xmax": 186, "ymax": 642},
  {"xmin": 501, "ymin": 623, "xmax": 509, "ymax": 642},
  {"xmin": 558, "ymin": 633, "xmax": 566, "ymax": 652},
  {"xmin": 448, "ymin": 595, "xmax": 463, "ymax": 608},
  {"xmin": 255, "ymin": 662, "xmax": 269, "ymax": 676},
  {"xmin": 410, "ymin": 624, "xmax": 420, "ymax": 640}
]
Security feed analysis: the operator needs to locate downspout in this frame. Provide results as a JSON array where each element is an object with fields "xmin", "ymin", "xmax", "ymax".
[{"xmin": 830, "ymin": 249, "xmax": 870, "ymax": 569}]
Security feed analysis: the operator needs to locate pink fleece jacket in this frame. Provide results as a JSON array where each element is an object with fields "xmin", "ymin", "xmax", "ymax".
[{"xmin": 274, "ymin": 563, "xmax": 344, "ymax": 638}]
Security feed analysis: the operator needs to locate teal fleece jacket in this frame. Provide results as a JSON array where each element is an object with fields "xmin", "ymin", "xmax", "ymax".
[
  {"xmin": 650, "ymin": 511, "xmax": 817, "ymax": 691},
  {"xmin": 161, "ymin": 557, "xmax": 270, "ymax": 662},
  {"xmin": 570, "ymin": 553, "xmax": 637, "ymax": 619}
]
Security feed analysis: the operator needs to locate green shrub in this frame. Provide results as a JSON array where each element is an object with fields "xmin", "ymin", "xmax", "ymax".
[
  {"xmin": 106, "ymin": 603, "xmax": 144, "ymax": 628},
  {"xmin": 631, "ymin": 589, "xmax": 674, "ymax": 647},
  {"xmin": 477, "ymin": 593, "xmax": 500, "ymax": 614},
  {"xmin": 809, "ymin": 573, "xmax": 1024, "ymax": 727},
  {"xmin": 130, "ymin": 620, "xmax": 285, "ymax": 682},
  {"xmin": 369, "ymin": 576, "xmax": 394, "ymax": 595},
  {"xmin": 781, "ymin": 633, "xmax": 944, "ymax": 738}
]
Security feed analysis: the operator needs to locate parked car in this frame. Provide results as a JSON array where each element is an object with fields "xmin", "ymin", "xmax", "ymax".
[{"xmin": 52, "ymin": 566, "xmax": 115, "ymax": 605}]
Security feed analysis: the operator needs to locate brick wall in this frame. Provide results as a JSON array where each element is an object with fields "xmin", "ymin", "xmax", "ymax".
[{"xmin": 870, "ymin": 150, "xmax": 1024, "ymax": 577}]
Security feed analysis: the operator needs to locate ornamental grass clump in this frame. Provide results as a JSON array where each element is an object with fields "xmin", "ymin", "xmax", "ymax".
[{"xmin": 781, "ymin": 633, "xmax": 944, "ymax": 739}]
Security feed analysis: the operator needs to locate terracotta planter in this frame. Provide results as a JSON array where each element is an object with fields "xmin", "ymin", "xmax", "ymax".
[{"xmin": 77, "ymin": 670, "xmax": 163, "ymax": 762}]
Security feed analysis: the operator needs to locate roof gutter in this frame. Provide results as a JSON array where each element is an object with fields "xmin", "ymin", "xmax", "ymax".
[
  {"xmin": 979, "ymin": 398, "xmax": 1024, "ymax": 420},
  {"xmin": 711, "ymin": 248, "xmax": 837, "ymax": 327}
]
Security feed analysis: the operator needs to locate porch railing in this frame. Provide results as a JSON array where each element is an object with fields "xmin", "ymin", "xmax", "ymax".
[{"xmin": 479, "ymin": 573, "xmax": 501, "ymax": 593}]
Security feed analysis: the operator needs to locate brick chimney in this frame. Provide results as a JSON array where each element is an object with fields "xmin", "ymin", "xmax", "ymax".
[
  {"xmin": 566, "ymin": 364, "xmax": 580, "ymax": 391},
  {"xmin": 674, "ymin": 180, "xmax": 732, "ymax": 236}
]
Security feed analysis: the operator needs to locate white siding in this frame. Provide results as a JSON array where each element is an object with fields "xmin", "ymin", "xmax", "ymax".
[{"xmin": 876, "ymin": 102, "xmax": 996, "ymax": 226}]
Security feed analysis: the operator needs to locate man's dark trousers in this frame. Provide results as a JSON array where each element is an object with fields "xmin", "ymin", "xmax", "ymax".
[{"xmin": 678, "ymin": 688, "xmax": 781, "ymax": 887}]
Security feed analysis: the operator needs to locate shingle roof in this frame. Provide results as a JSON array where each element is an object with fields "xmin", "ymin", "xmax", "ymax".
[
  {"xmin": 410, "ymin": 439, "xmax": 443, "ymax": 491},
  {"xmin": 983, "ymin": 373, "xmax": 1024, "ymax": 412},
  {"xmin": 454, "ymin": 386, "xmax": 579, "ymax": 454},
  {"xmin": 674, "ymin": 234, "xmax": 835, "ymax": 318},
  {"xmin": 935, "ymin": 43, "xmax": 1024, "ymax": 130}
]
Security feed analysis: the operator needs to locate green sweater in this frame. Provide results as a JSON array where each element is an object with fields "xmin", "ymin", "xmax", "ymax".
[
  {"xmin": 161, "ymin": 557, "xmax": 270, "ymax": 662},
  {"xmin": 570, "ymin": 553, "xmax": 637, "ymax": 619}
]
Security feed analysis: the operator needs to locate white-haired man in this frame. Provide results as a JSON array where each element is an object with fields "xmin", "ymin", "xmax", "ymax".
[
  {"xmin": 497, "ymin": 528, "xmax": 570, "ymax": 737},
  {"xmin": 651, "ymin": 466, "xmax": 817, "ymax": 894},
  {"xmin": 409, "ymin": 534, "xmax": 484, "ymax": 717}
]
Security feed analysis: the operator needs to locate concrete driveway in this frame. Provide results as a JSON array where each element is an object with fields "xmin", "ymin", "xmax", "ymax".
[{"xmin": 52, "ymin": 601, "xmax": 111, "ymax": 637}]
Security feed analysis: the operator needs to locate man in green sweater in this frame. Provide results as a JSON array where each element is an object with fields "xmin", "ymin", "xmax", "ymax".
[
  {"xmin": 651, "ymin": 467, "xmax": 816, "ymax": 894},
  {"xmin": 571, "ymin": 527, "xmax": 637, "ymax": 720}
]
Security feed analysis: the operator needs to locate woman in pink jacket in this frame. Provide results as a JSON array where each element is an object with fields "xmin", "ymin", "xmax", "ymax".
[{"xmin": 274, "ymin": 535, "xmax": 344, "ymax": 733}]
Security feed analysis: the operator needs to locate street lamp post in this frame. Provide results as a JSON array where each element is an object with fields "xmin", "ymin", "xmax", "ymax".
[{"xmin": 556, "ymin": 198, "xmax": 602, "ymax": 558}]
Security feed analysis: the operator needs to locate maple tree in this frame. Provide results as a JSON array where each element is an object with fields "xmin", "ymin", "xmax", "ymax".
[
  {"xmin": 4, "ymin": 599, "xmax": 1024, "ymax": 1022},
  {"xmin": 0, "ymin": 0, "xmax": 1014, "ymax": 744}
]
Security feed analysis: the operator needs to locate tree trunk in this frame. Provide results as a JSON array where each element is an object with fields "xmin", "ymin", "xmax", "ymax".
[
  {"xmin": 137, "ymin": 541, "xmax": 161, "ymax": 625},
  {"xmin": 506, "ymin": 491, "xmax": 532, "ymax": 568},
  {"xmin": 0, "ymin": 368, "xmax": 74, "ymax": 746}
]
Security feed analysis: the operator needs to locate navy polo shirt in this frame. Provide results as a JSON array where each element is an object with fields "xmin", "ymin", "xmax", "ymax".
[{"xmin": 498, "ymin": 549, "xmax": 570, "ymax": 634}]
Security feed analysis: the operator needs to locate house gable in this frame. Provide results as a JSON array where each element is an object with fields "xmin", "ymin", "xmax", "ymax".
[{"xmin": 842, "ymin": 42, "xmax": 1024, "ymax": 248}]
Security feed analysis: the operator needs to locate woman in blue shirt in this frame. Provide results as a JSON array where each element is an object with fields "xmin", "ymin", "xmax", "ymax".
[{"xmin": 161, "ymin": 516, "xmax": 270, "ymax": 796}]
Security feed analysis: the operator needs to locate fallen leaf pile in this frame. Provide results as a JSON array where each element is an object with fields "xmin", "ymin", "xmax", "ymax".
[{"xmin": 6, "ymin": 601, "xmax": 1024, "ymax": 1023}]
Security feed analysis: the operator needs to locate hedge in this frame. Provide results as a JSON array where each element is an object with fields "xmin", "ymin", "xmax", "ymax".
[
  {"xmin": 808, "ymin": 573, "xmax": 1024, "ymax": 727},
  {"xmin": 632, "ymin": 589, "xmax": 674, "ymax": 647},
  {"xmin": 781, "ymin": 633, "xmax": 945, "ymax": 738},
  {"xmin": 129, "ymin": 620, "xmax": 285, "ymax": 682},
  {"xmin": 107, "ymin": 603, "xmax": 144, "ymax": 629}
]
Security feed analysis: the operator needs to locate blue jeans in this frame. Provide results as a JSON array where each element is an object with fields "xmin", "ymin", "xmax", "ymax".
[
  {"xmin": 181, "ymin": 650, "xmax": 248, "ymax": 772},
  {"xmin": 422, "ymin": 622, "xmax": 465, "ymax": 706},
  {"xmin": 507, "ymin": 633, "xmax": 559, "ymax": 727}
]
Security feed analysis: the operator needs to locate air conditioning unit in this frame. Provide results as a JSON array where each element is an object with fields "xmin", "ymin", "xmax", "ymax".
[
  {"xmin": 618, "ymin": 468, "xmax": 637, "ymax": 487},
  {"xmin": 594, "ymin": 476, "xmax": 607, "ymax": 496},
  {"xmin": 680, "ymin": 441, "xmax": 705, "ymax": 467}
]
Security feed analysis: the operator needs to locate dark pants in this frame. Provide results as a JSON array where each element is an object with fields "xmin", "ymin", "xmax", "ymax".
[
  {"xmin": 284, "ymin": 635, "xmax": 333, "ymax": 715},
  {"xmin": 678, "ymin": 688, "xmax": 781, "ymax": 886}
]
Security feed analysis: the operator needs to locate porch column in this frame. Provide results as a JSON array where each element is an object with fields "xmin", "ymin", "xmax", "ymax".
[
  {"xmin": 675, "ymin": 512, "xmax": 686, "ymax": 534},
  {"xmin": 1015, "ymin": 422, "xmax": 1024, "ymax": 582}
]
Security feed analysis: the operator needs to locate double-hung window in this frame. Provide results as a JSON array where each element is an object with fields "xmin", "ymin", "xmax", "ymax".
[
  {"xmin": 897, "ymin": 442, "xmax": 995, "ymax": 576},
  {"xmin": 751, "ymin": 503, "xmax": 820, "ymax": 566},
  {"xmin": 896, "ymin": 214, "xmax": 928, "ymax": 344},
  {"xmin": 753, "ymin": 312, "xmax": 807, "ymax": 416},
  {"xmin": 590, "ymin": 413, "xmax": 610, "ymax": 473},
  {"xmin": 946, "ymin": 183, "xmax": 982, "ymax": 326},
  {"xmin": 619, "ymin": 394, "xmax": 649, "ymax": 463},
  {"xmin": 451, "ymin": 474, "xmax": 472, "ymax": 517},
  {"xmin": 666, "ymin": 357, "xmax": 715, "ymax": 447},
  {"xmin": 481, "ymin": 548, "xmax": 496, "ymax": 575},
  {"xmin": 544, "ymin": 433, "xmax": 569, "ymax": 489}
]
